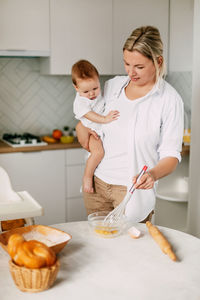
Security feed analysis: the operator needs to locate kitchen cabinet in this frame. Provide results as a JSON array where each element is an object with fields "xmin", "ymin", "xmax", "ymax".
[
  {"xmin": 41, "ymin": 0, "xmax": 169, "ymax": 75},
  {"xmin": 40, "ymin": 0, "xmax": 112, "ymax": 74},
  {"xmin": 65, "ymin": 149, "xmax": 87, "ymax": 222},
  {"xmin": 0, "ymin": 0, "xmax": 50, "ymax": 56},
  {"xmin": 113, "ymin": 0, "xmax": 169, "ymax": 74},
  {"xmin": 0, "ymin": 150, "xmax": 66, "ymax": 225},
  {"xmin": 0, "ymin": 148, "xmax": 87, "ymax": 225}
]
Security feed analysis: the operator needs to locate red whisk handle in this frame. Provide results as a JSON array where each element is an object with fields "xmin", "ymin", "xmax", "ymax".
[{"xmin": 129, "ymin": 165, "xmax": 148, "ymax": 193}]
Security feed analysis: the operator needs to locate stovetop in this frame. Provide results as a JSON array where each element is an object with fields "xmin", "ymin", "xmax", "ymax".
[{"xmin": 2, "ymin": 133, "xmax": 47, "ymax": 148}]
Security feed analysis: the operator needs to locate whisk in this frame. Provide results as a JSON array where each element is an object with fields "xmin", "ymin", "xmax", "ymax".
[{"xmin": 103, "ymin": 165, "xmax": 148, "ymax": 225}]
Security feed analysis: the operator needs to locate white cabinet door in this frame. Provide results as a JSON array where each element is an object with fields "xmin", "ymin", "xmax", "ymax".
[
  {"xmin": 65, "ymin": 148, "xmax": 86, "ymax": 198},
  {"xmin": 65, "ymin": 148, "xmax": 87, "ymax": 221},
  {"xmin": 0, "ymin": 0, "xmax": 49, "ymax": 54},
  {"xmin": 0, "ymin": 150, "xmax": 65, "ymax": 225},
  {"xmin": 41, "ymin": 0, "xmax": 112, "ymax": 74},
  {"xmin": 66, "ymin": 197, "xmax": 87, "ymax": 222},
  {"xmin": 113, "ymin": 0, "xmax": 169, "ymax": 74},
  {"xmin": 66, "ymin": 148, "xmax": 87, "ymax": 166},
  {"xmin": 66, "ymin": 165, "xmax": 84, "ymax": 198}
]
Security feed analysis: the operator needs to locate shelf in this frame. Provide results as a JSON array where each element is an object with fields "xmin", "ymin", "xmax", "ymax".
[
  {"xmin": 156, "ymin": 155, "xmax": 189, "ymax": 203},
  {"xmin": 156, "ymin": 191, "xmax": 188, "ymax": 202}
]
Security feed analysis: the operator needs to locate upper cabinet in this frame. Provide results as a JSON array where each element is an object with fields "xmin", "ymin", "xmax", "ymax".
[
  {"xmin": 0, "ymin": 0, "xmax": 169, "ymax": 73},
  {"xmin": 0, "ymin": 0, "xmax": 50, "ymax": 57},
  {"xmin": 113, "ymin": 0, "xmax": 169, "ymax": 74},
  {"xmin": 41, "ymin": 0, "xmax": 169, "ymax": 75},
  {"xmin": 40, "ymin": 0, "xmax": 112, "ymax": 74}
]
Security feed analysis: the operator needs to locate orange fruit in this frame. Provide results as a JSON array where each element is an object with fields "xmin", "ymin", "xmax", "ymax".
[{"xmin": 52, "ymin": 129, "xmax": 63, "ymax": 140}]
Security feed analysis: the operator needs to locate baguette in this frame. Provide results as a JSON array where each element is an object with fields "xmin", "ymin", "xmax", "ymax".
[{"xmin": 146, "ymin": 221, "xmax": 177, "ymax": 261}]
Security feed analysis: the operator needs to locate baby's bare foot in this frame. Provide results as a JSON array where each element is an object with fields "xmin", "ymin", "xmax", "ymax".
[{"xmin": 83, "ymin": 177, "xmax": 94, "ymax": 193}]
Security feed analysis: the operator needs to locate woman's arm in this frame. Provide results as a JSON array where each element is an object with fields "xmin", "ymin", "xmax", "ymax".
[
  {"xmin": 75, "ymin": 121, "xmax": 99, "ymax": 151},
  {"xmin": 133, "ymin": 157, "xmax": 179, "ymax": 189},
  {"xmin": 134, "ymin": 91, "xmax": 183, "ymax": 190}
]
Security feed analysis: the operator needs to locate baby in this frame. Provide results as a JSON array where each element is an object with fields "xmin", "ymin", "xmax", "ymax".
[{"xmin": 72, "ymin": 59, "xmax": 119, "ymax": 193}]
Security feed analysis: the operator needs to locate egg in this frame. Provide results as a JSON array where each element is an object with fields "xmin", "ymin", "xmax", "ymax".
[{"xmin": 128, "ymin": 226, "xmax": 141, "ymax": 239}]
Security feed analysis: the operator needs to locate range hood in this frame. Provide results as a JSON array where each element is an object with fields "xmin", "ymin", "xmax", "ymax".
[{"xmin": 0, "ymin": 50, "xmax": 50, "ymax": 57}]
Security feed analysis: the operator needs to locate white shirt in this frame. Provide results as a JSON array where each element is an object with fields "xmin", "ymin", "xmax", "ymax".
[
  {"xmin": 95, "ymin": 88, "xmax": 139, "ymax": 185},
  {"xmin": 73, "ymin": 93, "xmax": 105, "ymax": 135},
  {"xmin": 95, "ymin": 76, "xmax": 184, "ymax": 222}
]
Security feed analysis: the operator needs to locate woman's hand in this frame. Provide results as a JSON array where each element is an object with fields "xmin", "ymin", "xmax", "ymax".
[
  {"xmin": 133, "ymin": 172, "xmax": 155, "ymax": 190},
  {"xmin": 76, "ymin": 122, "xmax": 99, "ymax": 152},
  {"xmin": 132, "ymin": 157, "xmax": 179, "ymax": 190}
]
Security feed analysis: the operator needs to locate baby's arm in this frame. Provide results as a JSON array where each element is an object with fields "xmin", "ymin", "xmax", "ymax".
[{"xmin": 84, "ymin": 110, "xmax": 119, "ymax": 124}]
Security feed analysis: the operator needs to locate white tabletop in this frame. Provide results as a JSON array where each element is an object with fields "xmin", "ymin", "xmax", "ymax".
[{"xmin": 1, "ymin": 221, "xmax": 200, "ymax": 300}]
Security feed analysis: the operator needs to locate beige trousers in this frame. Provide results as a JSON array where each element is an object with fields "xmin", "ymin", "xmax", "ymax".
[{"xmin": 83, "ymin": 176, "xmax": 153, "ymax": 223}]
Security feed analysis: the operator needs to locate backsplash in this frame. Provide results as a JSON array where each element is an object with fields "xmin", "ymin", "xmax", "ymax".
[
  {"xmin": 0, "ymin": 58, "xmax": 192, "ymax": 136},
  {"xmin": 0, "ymin": 57, "xmax": 111, "ymax": 136}
]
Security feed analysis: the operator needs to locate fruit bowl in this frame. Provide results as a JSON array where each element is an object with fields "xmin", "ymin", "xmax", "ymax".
[
  {"xmin": 60, "ymin": 136, "xmax": 74, "ymax": 144},
  {"xmin": 88, "ymin": 211, "xmax": 127, "ymax": 238}
]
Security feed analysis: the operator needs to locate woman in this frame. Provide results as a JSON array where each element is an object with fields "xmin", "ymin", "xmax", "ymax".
[{"xmin": 76, "ymin": 26, "xmax": 184, "ymax": 223}]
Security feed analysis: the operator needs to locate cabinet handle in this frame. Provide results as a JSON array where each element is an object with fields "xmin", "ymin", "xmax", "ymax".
[
  {"xmin": 4, "ymin": 49, "xmax": 26, "ymax": 51},
  {"xmin": 21, "ymin": 151, "xmax": 43, "ymax": 154}
]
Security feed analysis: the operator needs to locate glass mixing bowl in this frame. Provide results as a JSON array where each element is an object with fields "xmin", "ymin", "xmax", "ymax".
[{"xmin": 88, "ymin": 211, "xmax": 127, "ymax": 238}]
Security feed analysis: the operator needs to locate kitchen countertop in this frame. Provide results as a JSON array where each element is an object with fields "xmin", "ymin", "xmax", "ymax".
[
  {"xmin": 0, "ymin": 221, "xmax": 200, "ymax": 300},
  {"xmin": 0, "ymin": 140, "xmax": 189, "ymax": 155},
  {"xmin": 0, "ymin": 139, "xmax": 81, "ymax": 153}
]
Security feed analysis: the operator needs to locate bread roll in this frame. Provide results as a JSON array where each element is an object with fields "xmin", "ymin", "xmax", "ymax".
[
  {"xmin": 8, "ymin": 233, "xmax": 56, "ymax": 268},
  {"xmin": 7, "ymin": 233, "xmax": 25, "ymax": 259}
]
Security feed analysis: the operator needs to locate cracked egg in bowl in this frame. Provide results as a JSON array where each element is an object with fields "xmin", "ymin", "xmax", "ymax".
[{"xmin": 88, "ymin": 211, "xmax": 126, "ymax": 238}]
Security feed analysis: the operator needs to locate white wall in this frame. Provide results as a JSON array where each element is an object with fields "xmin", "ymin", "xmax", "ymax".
[
  {"xmin": 187, "ymin": 0, "xmax": 200, "ymax": 237},
  {"xmin": 169, "ymin": 0, "xmax": 194, "ymax": 72}
]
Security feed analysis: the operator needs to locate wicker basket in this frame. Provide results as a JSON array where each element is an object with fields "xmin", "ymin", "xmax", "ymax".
[
  {"xmin": 9, "ymin": 259, "xmax": 60, "ymax": 293},
  {"xmin": 0, "ymin": 225, "xmax": 72, "ymax": 254}
]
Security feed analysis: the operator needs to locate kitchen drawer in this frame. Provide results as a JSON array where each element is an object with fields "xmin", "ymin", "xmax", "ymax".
[
  {"xmin": 65, "ymin": 148, "xmax": 87, "ymax": 166},
  {"xmin": 66, "ymin": 165, "xmax": 84, "ymax": 198},
  {"xmin": 66, "ymin": 197, "xmax": 87, "ymax": 222}
]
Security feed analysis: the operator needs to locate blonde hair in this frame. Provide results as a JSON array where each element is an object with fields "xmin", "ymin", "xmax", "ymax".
[
  {"xmin": 123, "ymin": 26, "xmax": 166, "ymax": 81},
  {"xmin": 71, "ymin": 60, "xmax": 99, "ymax": 86}
]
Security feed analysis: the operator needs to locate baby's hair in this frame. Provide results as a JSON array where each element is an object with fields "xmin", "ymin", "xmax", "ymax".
[{"xmin": 71, "ymin": 60, "xmax": 99, "ymax": 86}]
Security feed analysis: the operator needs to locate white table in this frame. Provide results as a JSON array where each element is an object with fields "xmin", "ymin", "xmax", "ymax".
[{"xmin": 1, "ymin": 221, "xmax": 200, "ymax": 300}]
